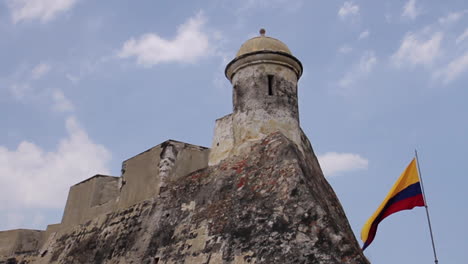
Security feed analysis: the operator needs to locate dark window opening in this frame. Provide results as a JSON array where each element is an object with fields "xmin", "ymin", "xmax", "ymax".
[
  {"xmin": 234, "ymin": 84, "xmax": 239, "ymax": 98},
  {"xmin": 268, "ymin": 75, "xmax": 274, "ymax": 96}
]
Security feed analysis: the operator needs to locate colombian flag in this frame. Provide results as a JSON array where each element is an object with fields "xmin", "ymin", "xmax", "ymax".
[{"xmin": 361, "ymin": 158, "xmax": 425, "ymax": 250}]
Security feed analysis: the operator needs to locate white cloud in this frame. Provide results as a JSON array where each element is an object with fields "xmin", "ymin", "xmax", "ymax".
[
  {"xmin": 118, "ymin": 13, "xmax": 211, "ymax": 66},
  {"xmin": 66, "ymin": 73, "xmax": 80, "ymax": 83},
  {"xmin": 456, "ymin": 28, "xmax": 468, "ymax": 45},
  {"xmin": 9, "ymin": 83, "xmax": 74, "ymax": 113},
  {"xmin": 0, "ymin": 116, "xmax": 111, "ymax": 210},
  {"xmin": 434, "ymin": 51, "xmax": 468, "ymax": 84},
  {"xmin": 402, "ymin": 0, "xmax": 421, "ymax": 20},
  {"xmin": 63, "ymin": 57, "xmax": 110, "ymax": 85},
  {"xmin": 358, "ymin": 30, "xmax": 370, "ymax": 40},
  {"xmin": 357, "ymin": 52, "xmax": 377, "ymax": 73},
  {"xmin": 9, "ymin": 83, "xmax": 32, "ymax": 100},
  {"xmin": 31, "ymin": 62, "xmax": 51, "ymax": 79},
  {"xmin": 438, "ymin": 10, "xmax": 468, "ymax": 25},
  {"xmin": 7, "ymin": 0, "xmax": 78, "ymax": 23},
  {"xmin": 338, "ymin": 51, "xmax": 377, "ymax": 88},
  {"xmin": 391, "ymin": 18, "xmax": 468, "ymax": 83},
  {"xmin": 52, "ymin": 89, "xmax": 74, "ymax": 112},
  {"xmin": 8, "ymin": 63, "xmax": 75, "ymax": 113},
  {"xmin": 338, "ymin": 2, "xmax": 359, "ymax": 20},
  {"xmin": 318, "ymin": 152, "xmax": 368, "ymax": 177},
  {"xmin": 391, "ymin": 31, "xmax": 443, "ymax": 68},
  {"xmin": 338, "ymin": 45, "xmax": 353, "ymax": 54}
]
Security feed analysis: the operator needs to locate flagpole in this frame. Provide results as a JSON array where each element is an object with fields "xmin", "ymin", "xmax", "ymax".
[{"xmin": 415, "ymin": 149, "xmax": 439, "ymax": 264}]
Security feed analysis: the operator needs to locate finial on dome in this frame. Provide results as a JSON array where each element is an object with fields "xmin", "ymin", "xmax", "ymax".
[{"xmin": 259, "ymin": 28, "xmax": 266, "ymax": 36}]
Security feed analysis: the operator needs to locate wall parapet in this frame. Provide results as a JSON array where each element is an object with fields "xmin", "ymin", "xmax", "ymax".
[{"xmin": 0, "ymin": 140, "xmax": 210, "ymax": 260}]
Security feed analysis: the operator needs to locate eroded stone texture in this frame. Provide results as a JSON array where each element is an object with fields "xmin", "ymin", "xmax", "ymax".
[
  {"xmin": 210, "ymin": 62, "xmax": 305, "ymax": 167},
  {"xmin": 117, "ymin": 140, "xmax": 209, "ymax": 209},
  {"xmin": 61, "ymin": 175, "xmax": 120, "ymax": 227},
  {"xmin": 1, "ymin": 32, "xmax": 369, "ymax": 264},
  {"xmin": 211, "ymin": 34, "xmax": 304, "ymax": 168},
  {"xmin": 209, "ymin": 114, "xmax": 234, "ymax": 166},
  {"xmin": 3, "ymin": 132, "xmax": 368, "ymax": 264},
  {"xmin": 0, "ymin": 229, "xmax": 43, "ymax": 259}
]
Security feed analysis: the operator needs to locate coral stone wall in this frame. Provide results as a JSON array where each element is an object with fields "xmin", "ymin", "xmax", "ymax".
[
  {"xmin": 3, "ymin": 132, "xmax": 368, "ymax": 264},
  {"xmin": 118, "ymin": 140, "xmax": 210, "ymax": 209},
  {"xmin": 61, "ymin": 175, "xmax": 120, "ymax": 227}
]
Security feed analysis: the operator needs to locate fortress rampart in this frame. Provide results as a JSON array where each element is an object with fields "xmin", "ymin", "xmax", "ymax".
[
  {"xmin": 0, "ymin": 30, "xmax": 368, "ymax": 264},
  {"xmin": 0, "ymin": 140, "xmax": 210, "ymax": 259}
]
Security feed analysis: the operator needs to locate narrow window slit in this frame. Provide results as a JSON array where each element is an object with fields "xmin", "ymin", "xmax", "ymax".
[{"xmin": 268, "ymin": 75, "xmax": 274, "ymax": 96}]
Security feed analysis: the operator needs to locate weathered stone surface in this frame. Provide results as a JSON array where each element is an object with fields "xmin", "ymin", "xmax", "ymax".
[
  {"xmin": 212, "ymin": 36, "xmax": 304, "ymax": 167},
  {"xmin": 0, "ymin": 229, "xmax": 43, "ymax": 259},
  {"xmin": 1, "ymin": 32, "xmax": 369, "ymax": 264},
  {"xmin": 61, "ymin": 175, "xmax": 120, "ymax": 227},
  {"xmin": 118, "ymin": 140, "xmax": 210, "ymax": 210},
  {"xmin": 3, "ymin": 132, "xmax": 368, "ymax": 264},
  {"xmin": 209, "ymin": 114, "xmax": 234, "ymax": 166}
]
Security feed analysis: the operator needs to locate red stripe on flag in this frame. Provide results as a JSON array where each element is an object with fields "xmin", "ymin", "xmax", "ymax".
[
  {"xmin": 364, "ymin": 194, "xmax": 425, "ymax": 248},
  {"xmin": 380, "ymin": 193, "xmax": 424, "ymax": 220}
]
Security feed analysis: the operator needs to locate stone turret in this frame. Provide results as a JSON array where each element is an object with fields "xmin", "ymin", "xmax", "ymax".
[{"xmin": 209, "ymin": 29, "xmax": 304, "ymax": 165}]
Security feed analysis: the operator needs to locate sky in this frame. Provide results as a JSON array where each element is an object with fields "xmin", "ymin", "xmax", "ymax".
[{"xmin": 0, "ymin": 0, "xmax": 467, "ymax": 263}]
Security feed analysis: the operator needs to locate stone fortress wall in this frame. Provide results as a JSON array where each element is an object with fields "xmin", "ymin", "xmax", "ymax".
[
  {"xmin": 0, "ymin": 140, "xmax": 210, "ymax": 259},
  {"xmin": 61, "ymin": 175, "xmax": 120, "ymax": 227},
  {"xmin": 0, "ymin": 229, "xmax": 43, "ymax": 258},
  {"xmin": 0, "ymin": 31, "xmax": 304, "ymax": 259},
  {"xmin": 0, "ymin": 30, "xmax": 368, "ymax": 263}
]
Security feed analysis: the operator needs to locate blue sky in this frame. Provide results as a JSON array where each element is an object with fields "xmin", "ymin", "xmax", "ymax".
[{"xmin": 1, "ymin": 0, "xmax": 467, "ymax": 263}]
